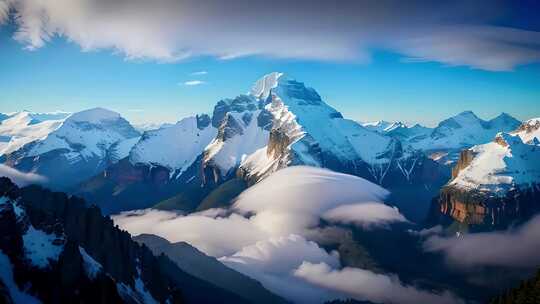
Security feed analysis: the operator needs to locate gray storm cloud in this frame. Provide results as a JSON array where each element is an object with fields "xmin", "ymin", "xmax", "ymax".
[{"xmin": 1, "ymin": 0, "xmax": 539, "ymax": 70}]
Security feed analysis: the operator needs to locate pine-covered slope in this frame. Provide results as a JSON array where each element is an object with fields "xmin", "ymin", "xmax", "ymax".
[
  {"xmin": 488, "ymin": 269, "xmax": 540, "ymax": 304},
  {"xmin": 0, "ymin": 177, "xmax": 254, "ymax": 304}
]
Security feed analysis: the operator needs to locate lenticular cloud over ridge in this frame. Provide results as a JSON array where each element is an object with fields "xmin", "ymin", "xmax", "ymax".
[
  {"xmin": 232, "ymin": 166, "xmax": 400, "ymax": 235},
  {"xmin": 114, "ymin": 166, "xmax": 404, "ymax": 256}
]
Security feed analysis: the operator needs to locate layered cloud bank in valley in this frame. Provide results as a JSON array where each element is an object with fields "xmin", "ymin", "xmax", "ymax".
[
  {"xmin": 423, "ymin": 215, "xmax": 540, "ymax": 269},
  {"xmin": 114, "ymin": 166, "xmax": 461, "ymax": 303},
  {"xmin": 0, "ymin": 164, "xmax": 46, "ymax": 186}
]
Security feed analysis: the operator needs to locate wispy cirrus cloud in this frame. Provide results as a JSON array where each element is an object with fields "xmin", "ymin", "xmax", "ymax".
[
  {"xmin": 190, "ymin": 71, "xmax": 208, "ymax": 76},
  {"xmin": 182, "ymin": 80, "xmax": 206, "ymax": 86},
  {"xmin": 1, "ymin": 0, "xmax": 539, "ymax": 71}
]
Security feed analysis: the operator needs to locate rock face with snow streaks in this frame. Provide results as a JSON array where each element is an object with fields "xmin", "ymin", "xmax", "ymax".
[
  {"xmin": 78, "ymin": 73, "xmax": 448, "ymax": 215},
  {"xmin": 430, "ymin": 131, "xmax": 540, "ymax": 230}
]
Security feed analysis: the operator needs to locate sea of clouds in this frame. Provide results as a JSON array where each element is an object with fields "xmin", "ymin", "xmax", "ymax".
[{"xmin": 113, "ymin": 166, "xmax": 462, "ymax": 304}]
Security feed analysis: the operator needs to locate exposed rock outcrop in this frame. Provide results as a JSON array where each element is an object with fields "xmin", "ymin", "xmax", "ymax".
[{"xmin": 451, "ymin": 149, "xmax": 475, "ymax": 179}]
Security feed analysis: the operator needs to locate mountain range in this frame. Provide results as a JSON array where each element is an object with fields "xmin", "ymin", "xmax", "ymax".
[
  {"xmin": 0, "ymin": 73, "xmax": 532, "ymax": 222},
  {"xmin": 1, "ymin": 73, "xmax": 539, "ymax": 304}
]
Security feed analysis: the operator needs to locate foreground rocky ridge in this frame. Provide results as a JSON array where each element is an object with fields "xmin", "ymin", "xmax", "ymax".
[{"xmin": 0, "ymin": 177, "xmax": 267, "ymax": 304}]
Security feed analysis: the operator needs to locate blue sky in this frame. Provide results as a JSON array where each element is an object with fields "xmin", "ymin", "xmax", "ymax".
[{"xmin": 1, "ymin": 1, "xmax": 539, "ymax": 126}]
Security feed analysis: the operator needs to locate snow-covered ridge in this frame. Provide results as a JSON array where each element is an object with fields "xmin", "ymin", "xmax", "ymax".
[
  {"xmin": 409, "ymin": 111, "xmax": 521, "ymax": 151},
  {"xmin": 0, "ymin": 111, "xmax": 69, "ymax": 155},
  {"xmin": 24, "ymin": 107, "xmax": 140, "ymax": 162},
  {"xmin": 362, "ymin": 120, "xmax": 397, "ymax": 132},
  {"xmin": 512, "ymin": 117, "xmax": 540, "ymax": 144},
  {"xmin": 130, "ymin": 115, "xmax": 217, "ymax": 173},
  {"xmin": 451, "ymin": 132, "xmax": 540, "ymax": 194}
]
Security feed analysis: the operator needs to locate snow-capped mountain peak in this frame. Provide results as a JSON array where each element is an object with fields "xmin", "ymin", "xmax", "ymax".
[
  {"xmin": 361, "ymin": 120, "xmax": 395, "ymax": 133},
  {"xmin": 26, "ymin": 108, "xmax": 140, "ymax": 159},
  {"xmin": 66, "ymin": 107, "xmax": 121, "ymax": 124},
  {"xmin": 3, "ymin": 108, "xmax": 141, "ymax": 188},
  {"xmin": 512, "ymin": 117, "xmax": 540, "ymax": 144},
  {"xmin": 450, "ymin": 132, "xmax": 540, "ymax": 194},
  {"xmin": 239, "ymin": 74, "xmax": 416, "ymax": 186},
  {"xmin": 410, "ymin": 111, "xmax": 521, "ymax": 152},
  {"xmin": 249, "ymin": 72, "xmax": 284, "ymax": 100}
]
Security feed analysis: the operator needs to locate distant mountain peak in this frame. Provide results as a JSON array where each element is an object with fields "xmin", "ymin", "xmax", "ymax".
[{"xmin": 67, "ymin": 107, "xmax": 122, "ymax": 123}]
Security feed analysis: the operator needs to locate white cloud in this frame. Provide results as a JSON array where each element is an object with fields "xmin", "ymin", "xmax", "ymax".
[
  {"xmin": 294, "ymin": 262, "xmax": 464, "ymax": 304},
  {"xmin": 112, "ymin": 167, "xmax": 457, "ymax": 303},
  {"xmin": 407, "ymin": 225, "xmax": 443, "ymax": 237},
  {"xmin": 423, "ymin": 215, "xmax": 540, "ymax": 268},
  {"xmin": 112, "ymin": 209, "xmax": 266, "ymax": 257},
  {"xmin": 182, "ymin": 80, "xmax": 205, "ymax": 86},
  {"xmin": 232, "ymin": 166, "xmax": 398, "ymax": 235},
  {"xmin": 0, "ymin": 164, "xmax": 46, "ymax": 187},
  {"xmin": 220, "ymin": 235, "xmax": 342, "ymax": 304},
  {"xmin": 114, "ymin": 167, "xmax": 407, "ymax": 257},
  {"xmin": 190, "ymin": 71, "xmax": 207, "ymax": 76},
  {"xmin": 0, "ymin": 0, "xmax": 10, "ymax": 24},
  {"xmin": 1, "ymin": 0, "xmax": 539, "ymax": 70},
  {"xmin": 322, "ymin": 203, "xmax": 409, "ymax": 229}
]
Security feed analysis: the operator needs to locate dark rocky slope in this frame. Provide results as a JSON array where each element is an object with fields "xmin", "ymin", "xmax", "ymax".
[{"xmin": 134, "ymin": 234, "xmax": 287, "ymax": 304}]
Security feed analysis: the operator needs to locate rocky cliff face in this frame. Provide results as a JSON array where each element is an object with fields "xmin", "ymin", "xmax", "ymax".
[
  {"xmin": 432, "ymin": 183, "xmax": 540, "ymax": 229},
  {"xmin": 451, "ymin": 149, "xmax": 475, "ymax": 179},
  {"xmin": 428, "ymin": 133, "xmax": 540, "ymax": 230},
  {"xmin": 0, "ymin": 177, "xmax": 254, "ymax": 304}
]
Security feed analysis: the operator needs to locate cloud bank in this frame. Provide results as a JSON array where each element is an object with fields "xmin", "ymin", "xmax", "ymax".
[
  {"xmin": 113, "ymin": 167, "xmax": 460, "ymax": 303},
  {"xmin": 220, "ymin": 235, "xmax": 342, "ymax": 304},
  {"xmin": 322, "ymin": 203, "xmax": 408, "ymax": 229},
  {"xmin": 114, "ymin": 167, "xmax": 404, "ymax": 256},
  {"xmin": 423, "ymin": 215, "xmax": 540, "ymax": 268},
  {"xmin": 0, "ymin": 164, "xmax": 46, "ymax": 187},
  {"xmin": 1, "ymin": 0, "xmax": 540, "ymax": 70},
  {"xmin": 295, "ymin": 262, "xmax": 463, "ymax": 304}
]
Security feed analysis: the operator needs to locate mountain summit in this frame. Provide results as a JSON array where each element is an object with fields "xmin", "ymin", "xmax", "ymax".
[{"xmin": 2, "ymin": 108, "xmax": 140, "ymax": 189}]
